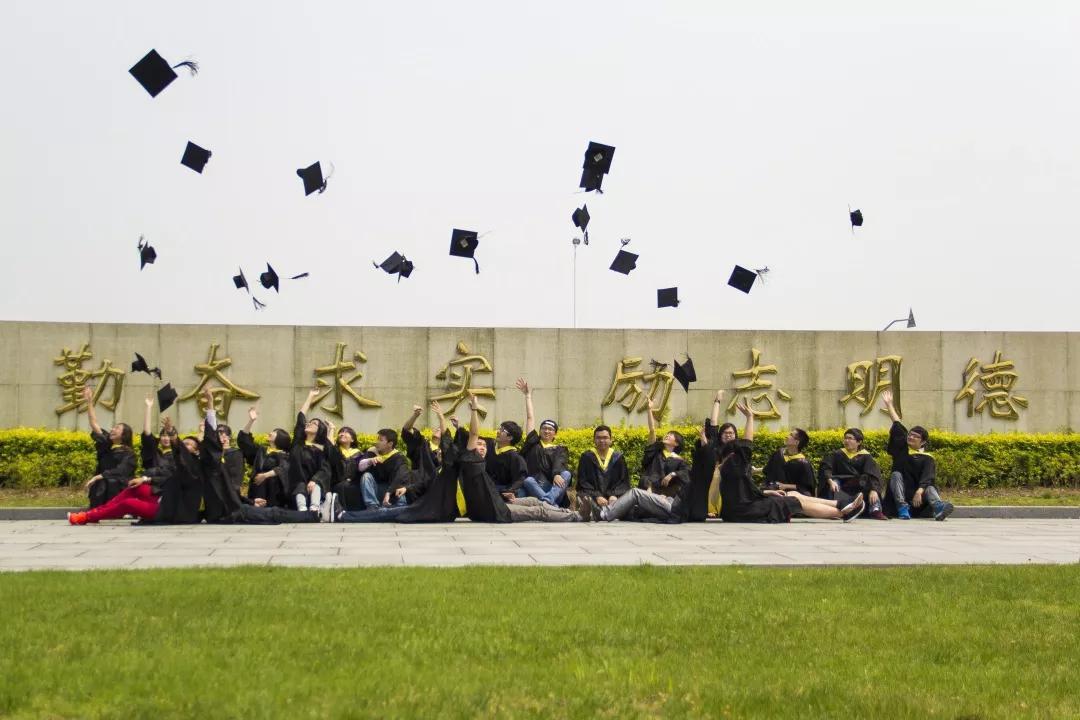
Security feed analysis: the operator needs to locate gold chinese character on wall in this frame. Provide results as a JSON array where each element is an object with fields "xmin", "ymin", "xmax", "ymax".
[
  {"xmin": 954, "ymin": 350, "xmax": 1027, "ymax": 420},
  {"xmin": 430, "ymin": 341, "xmax": 495, "ymax": 417},
  {"xmin": 727, "ymin": 348, "xmax": 790, "ymax": 421},
  {"xmin": 178, "ymin": 343, "xmax": 260, "ymax": 418},
  {"xmin": 53, "ymin": 343, "xmax": 126, "ymax": 415},
  {"xmin": 840, "ymin": 355, "xmax": 903, "ymax": 417},
  {"xmin": 601, "ymin": 357, "xmax": 675, "ymax": 417},
  {"xmin": 312, "ymin": 342, "xmax": 381, "ymax": 416}
]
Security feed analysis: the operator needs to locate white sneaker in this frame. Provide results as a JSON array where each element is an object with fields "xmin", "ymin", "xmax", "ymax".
[{"xmin": 319, "ymin": 493, "xmax": 338, "ymax": 523}]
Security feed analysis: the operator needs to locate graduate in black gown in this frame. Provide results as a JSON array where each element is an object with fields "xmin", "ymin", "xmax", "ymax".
[
  {"xmin": 718, "ymin": 399, "xmax": 864, "ymax": 523},
  {"xmin": 288, "ymin": 388, "xmax": 335, "ymax": 512},
  {"xmin": 81, "ymin": 386, "xmax": 137, "ymax": 508},
  {"xmin": 762, "ymin": 428, "xmax": 816, "ymax": 497},
  {"xmin": 575, "ymin": 425, "xmax": 631, "ymax": 510},
  {"xmin": 327, "ymin": 424, "xmax": 363, "ymax": 509},
  {"xmin": 515, "ymin": 377, "xmax": 573, "ymax": 506},
  {"xmin": 881, "ymin": 390, "xmax": 954, "ymax": 521},
  {"xmin": 818, "ymin": 427, "xmax": 887, "ymax": 520},
  {"xmin": 238, "ymin": 406, "xmax": 291, "ymax": 508}
]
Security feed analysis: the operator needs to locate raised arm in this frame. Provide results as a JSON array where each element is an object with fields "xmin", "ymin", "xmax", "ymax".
[
  {"xmin": 467, "ymin": 393, "xmax": 482, "ymax": 451},
  {"xmin": 710, "ymin": 390, "xmax": 723, "ymax": 426},
  {"xmin": 516, "ymin": 377, "xmax": 535, "ymax": 435},
  {"xmin": 646, "ymin": 397, "xmax": 658, "ymax": 445},
  {"xmin": 881, "ymin": 389, "xmax": 901, "ymax": 423},
  {"xmin": 430, "ymin": 400, "xmax": 448, "ymax": 438},
  {"xmin": 736, "ymin": 398, "xmax": 754, "ymax": 441},
  {"xmin": 299, "ymin": 386, "xmax": 320, "ymax": 416},
  {"xmin": 143, "ymin": 394, "xmax": 154, "ymax": 435},
  {"xmin": 243, "ymin": 406, "xmax": 257, "ymax": 434},
  {"xmin": 402, "ymin": 404, "xmax": 423, "ymax": 433},
  {"xmin": 83, "ymin": 386, "xmax": 103, "ymax": 436}
]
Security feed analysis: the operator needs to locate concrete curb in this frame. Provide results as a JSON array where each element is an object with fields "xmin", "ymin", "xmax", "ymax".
[{"xmin": 2, "ymin": 506, "xmax": 1080, "ymax": 521}]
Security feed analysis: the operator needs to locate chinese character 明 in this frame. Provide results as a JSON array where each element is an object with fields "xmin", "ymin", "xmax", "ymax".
[
  {"xmin": 727, "ymin": 348, "xmax": 791, "ymax": 421},
  {"xmin": 601, "ymin": 357, "xmax": 674, "ymax": 417},
  {"xmin": 312, "ymin": 342, "xmax": 381, "ymax": 416},
  {"xmin": 840, "ymin": 355, "xmax": 903, "ymax": 417},
  {"xmin": 430, "ymin": 341, "xmax": 495, "ymax": 418},
  {"xmin": 954, "ymin": 350, "xmax": 1027, "ymax": 420},
  {"xmin": 179, "ymin": 343, "xmax": 260, "ymax": 418},
  {"xmin": 54, "ymin": 344, "xmax": 126, "ymax": 415}
]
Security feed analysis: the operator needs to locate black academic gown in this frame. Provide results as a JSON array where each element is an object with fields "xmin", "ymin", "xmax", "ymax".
[
  {"xmin": 238, "ymin": 430, "xmax": 290, "ymax": 508},
  {"xmin": 576, "ymin": 449, "xmax": 631, "ymax": 502},
  {"xmin": 639, "ymin": 441, "xmax": 691, "ymax": 499},
  {"xmin": 288, "ymin": 412, "xmax": 333, "ymax": 498},
  {"xmin": 484, "ymin": 440, "xmax": 527, "ymax": 496},
  {"xmin": 763, "ymin": 450, "xmax": 816, "ymax": 496},
  {"xmin": 817, "ymin": 449, "xmax": 883, "ymax": 498},
  {"xmin": 520, "ymin": 431, "xmax": 570, "ymax": 487},
  {"xmin": 158, "ymin": 436, "xmax": 206, "ymax": 525},
  {"xmin": 331, "ymin": 448, "xmax": 364, "ymax": 510},
  {"xmin": 718, "ymin": 439, "xmax": 796, "ymax": 524},
  {"xmin": 200, "ymin": 418, "xmax": 245, "ymax": 523},
  {"xmin": 460, "ymin": 433, "xmax": 513, "ymax": 523},
  {"xmin": 885, "ymin": 420, "xmax": 938, "ymax": 516},
  {"xmin": 87, "ymin": 430, "xmax": 136, "ymax": 508}
]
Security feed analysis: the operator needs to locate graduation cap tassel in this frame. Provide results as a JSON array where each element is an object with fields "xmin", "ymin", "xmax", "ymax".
[
  {"xmin": 171, "ymin": 59, "xmax": 199, "ymax": 76},
  {"xmin": 290, "ymin": 272, "xmax": 310, "ymax": 280},
  {"xmin": 319, "ymin": 162, "xmax": 335, "ymax": 194},
  {"xmin": 253, "ymin": 297, "xmax": 266, "ymax": 310}
]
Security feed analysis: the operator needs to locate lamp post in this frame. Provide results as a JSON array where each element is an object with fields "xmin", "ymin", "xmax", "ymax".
[{"xmin": 882, "ymin": 308, "xmax": 916, "ymax": 332}]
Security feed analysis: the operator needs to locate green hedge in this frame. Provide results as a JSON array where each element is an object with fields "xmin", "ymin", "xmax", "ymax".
[{"xmin": 1, "ymin": 426, "xmax": 1077, "ymax": 491}]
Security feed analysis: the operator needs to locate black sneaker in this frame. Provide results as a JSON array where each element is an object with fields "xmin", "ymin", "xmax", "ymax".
[
  {"xmin": 577, "ymin": 495, "xmax": 597, "ymax": 522},
  {"xmin": 934, "ymin": 501, "xmax": 954, "ymax": 521}
]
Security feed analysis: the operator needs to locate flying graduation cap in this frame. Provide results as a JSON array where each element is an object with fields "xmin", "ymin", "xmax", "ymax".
[
  {"xmin": 450, "ymin": 229, "xmax": 480, "ymax": 273},
  {"xmin": 137, "ymin": 236, "xmax": 156, "ymax": 270},
  {"xmin": 297, "ymin": 161, "xmax": 333, "ymax": 196},
  {"xmin": 131, "ymin": 352, "xmax": 162, "ymax": 380},
  {"xmin": 374, "ymin": 252, "xmax": 414, "ymax": 282},
  {"xmin": 259, "ymin": 263, "xmax": 310, "ymax": 292},
  {"xmin": 673, "ymin": 355, "xmax": 697, "ymax": 393},
  {"xmin": 849, "ymin": 207, "xmax": 864, "ymax": 233},
  {"xmin": 572, "ymin": 205, "xmax": 590, "ymax": 244},
  {"xmin": 129, "ymin": 49, "xmax": 199, "ymax": 98},
  {"xmin": 157, "ymin": 383, "xmax": 178, "ymax": 412},
  {"xmin": 181, "ymin": 141, "xmax": 211, "ymax": 173},
  {"xmin": 609, "ymin": 238, "xmax": 637, "ymax": 275},
  {"xmin": 232, "ymin": 268, "xmax": 266, "ymax": 310},
  {"xmin": 657, "ymin": 287, "xmax": 680, "ymax": 308},
  {"xmin": 579, "ymin": 141, "xmax": 615, "ymax": 193},
  {"xmin": 727, "ymin": 265, "xmax": 757, "ymax": 294}
]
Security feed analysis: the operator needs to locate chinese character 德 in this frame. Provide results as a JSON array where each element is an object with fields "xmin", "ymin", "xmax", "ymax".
[{"xmin": 954, "ymin": 350, "xmax": 1027, "ymax": 420}]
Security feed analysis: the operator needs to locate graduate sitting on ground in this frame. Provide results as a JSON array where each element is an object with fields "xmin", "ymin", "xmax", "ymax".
[
  {"xmin": 717, "ymin": 399, "xmax": 865, "ymax": 523},
  {"xmin": 352, "ymin": 421, "xmax": 411, "ymax": 510},
  {"xmin": 881, "ymin": 390, "xmax": 954, "ymax": 521},
  {"xmin": 575, "ymin": 425, "xmax": 631, "ymax": 511},
  {"xmin": 459, "ymin": 394, "xmax": 589, "ymax": 523},
  {"xmin": 81, "ymin": 386, "xmax": 137, "ymax": 509},
  {"xmin": 515, "ymin": 377, "xmax": 572, "ymax": 506},
  {"xmin": 289, "ymin": 388, "xmax": 334, "ymax": 512},
  {"xmin": 818, "ymin": 427, "xmax": 887, "ymax": 520},
  {"xmin": 762, "ymin": 428, "xmax": 816, "ymax": 498},
  {"xmin": 325, "ymin": 423, "xmax": 362, "ymax": 508},
  {"xmin": 237, "ymin": 406, "xmax": 291, "ymax": 508}
]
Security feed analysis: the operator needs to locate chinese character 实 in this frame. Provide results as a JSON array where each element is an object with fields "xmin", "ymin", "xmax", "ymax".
[
  {"xmin": 312, "ymin": 342, "xmax": 381, "ymax": 417},
  {"xmin": 430, "ymin": 341, "xmax": 495, "ymax": 418},
  {"xmin": 727, "ymin": 348, "xmax": 791, "ymax": 421},
  {"xmin": 53, "ymin": 344, "xmax": 126, "ymax": 415},
  {"xmin": 601, "ymin": 357, "xmax": 675, "ymax": 417},
  {"xmin": 954, "ymin": 351, "xmax": 1028, "ymax": 420},
  {"xmin": 839, "ymin": 355, "xmax": 903, "ymax": 417},
  {"xmin": 178, "ymin": 343, "xmax": 260, "ymax": 419}
]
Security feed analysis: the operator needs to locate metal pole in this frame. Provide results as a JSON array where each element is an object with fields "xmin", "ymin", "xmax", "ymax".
[{"xmin": 572, "ymin": 241, "xmax": 578, "ymax": 329}]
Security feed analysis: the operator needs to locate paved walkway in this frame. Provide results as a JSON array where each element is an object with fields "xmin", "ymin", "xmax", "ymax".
[{"xmin": 0, "ymin": 518, "xmax": 1077, "ymax": 570}]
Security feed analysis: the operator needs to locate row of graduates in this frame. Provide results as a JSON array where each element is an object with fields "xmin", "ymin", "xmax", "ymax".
[{"xmin": 71, "ymin": 382, "xmax": 951, "ymax": 527}]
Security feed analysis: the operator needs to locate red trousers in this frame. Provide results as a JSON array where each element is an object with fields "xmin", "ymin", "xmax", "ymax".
[{"xmin": 85, "ymin": 483, "xmax": 159, "ymax": 523}]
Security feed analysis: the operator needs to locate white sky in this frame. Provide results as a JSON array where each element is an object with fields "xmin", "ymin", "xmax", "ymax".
[{"xmin": 2, "ymin": 1, "xmax": 1078, "ymax": 331}]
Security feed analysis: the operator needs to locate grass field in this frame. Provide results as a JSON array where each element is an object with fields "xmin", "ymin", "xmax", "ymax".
[
  {"xmin": 5, "ymin": 486, "xmax": 1080, "ymax": 508},
  {"xmin": 1, "ymin": 565, "xmax": 1077, "ymax": 719}
]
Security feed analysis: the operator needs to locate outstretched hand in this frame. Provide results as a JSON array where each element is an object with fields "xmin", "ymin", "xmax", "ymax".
[
  {"xmin": 515, "ymin": 377, "xmax": 530, "ymax": 395},
  {"xmin": 248, "ymin": 406, "xmax": 258, "ymax": 422},
  {"xmin": 430, "ymin": 400, "xmax": 444, "ymax": 416},
  {"xmin": 881, "ymin": 389, "xmax": 893, "ymax": 408},
  {"xmin": 735, "ymin": 399, "xmax": 752, "ymax": 418}
]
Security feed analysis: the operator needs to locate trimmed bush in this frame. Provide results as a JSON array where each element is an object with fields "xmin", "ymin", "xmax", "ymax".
[{"xmin": 1, "ymin": 426, "xmax": 1077, "ymax": 490}]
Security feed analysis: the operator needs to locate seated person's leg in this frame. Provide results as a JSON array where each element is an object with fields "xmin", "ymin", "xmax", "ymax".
[{"xmin": 359, "ymin": 472, "xmax": 380, "ymax": 509}]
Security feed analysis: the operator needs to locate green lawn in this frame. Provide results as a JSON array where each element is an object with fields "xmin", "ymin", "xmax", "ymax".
[{"xmin": 1, "ymin": 566, "xmax": 1077, "ymax": 719}]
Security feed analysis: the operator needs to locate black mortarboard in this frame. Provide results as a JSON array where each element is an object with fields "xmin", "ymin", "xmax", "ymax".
[
  {"xmin": 727, "ymin": 265, "xmax": 757, "ymax": 294},
  {"xmin": 572, "ymin": 205, "xmax": 591, "ymax": 244},
  {"xmin": 129, "ymin": 50, "xmax": 198, "ymax": 98},
  {"xmin": 374, "ymin": 252, "xmax": 415, "ymax": 282},
  {"xmin": 131, "ymin": 352, "xmax": 162, "ymax": 380},
  {"xmin": 297, "ymin": 162, "xmax": 329, "ymax": 196},
  {"xmin": 233, "ymin": 268, "xmax": 249, "ymax": 291},
  {"xmin": 137, "ymin": 236, "xmax": 156, "ymax": 270},
  {"xmin": 579, "ymin": 142, "xmax": 615, "ymax": 193},
  {"xmin": 157, "ymin": 383, "xmax": 178, "ymax": 412},
  {"xmin": 657, "ymin": 287, "xmax": 680, "ymax": 308},
  {"xmin": 609, "ymin": 249, "xmax": 638, "ymax": 275},
  {"xmin": 180, "ymin": 142, "xmax": 211, "ymax": 173},
  {"xmin": 450, "ymin": 229, "xmax": 480, "ymax": 273},
  {"xmin": 259, "ymin": 263, "xmax": 309, "ymax": 292},
  {"xmin": 673, "ymin": 356, "xmax": 696, "ymax": 393},
  {"xmin": 850, "ymin": 208, "xmax": 864, "ymax": 229}
]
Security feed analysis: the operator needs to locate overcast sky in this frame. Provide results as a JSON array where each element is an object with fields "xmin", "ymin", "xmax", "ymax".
[{"xmin": 2, "ymin": 1, "xmax": 1077, "ymax": 332}]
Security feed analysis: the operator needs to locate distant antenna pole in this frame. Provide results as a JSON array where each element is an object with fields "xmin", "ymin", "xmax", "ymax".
[{"xmin": 571, "ymin": 238, "xmax": 581, "ymax": 328}]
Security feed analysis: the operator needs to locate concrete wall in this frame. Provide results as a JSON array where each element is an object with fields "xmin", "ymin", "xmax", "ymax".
[{"xmin": 2, "ymin": 321, "xmax": 1076, "ymax": 433}]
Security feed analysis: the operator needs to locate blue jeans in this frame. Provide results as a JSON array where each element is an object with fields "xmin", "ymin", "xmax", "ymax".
[
  {"xmin": 522, "ymin": 471, "xmax": 572, "ymax": 506},
  {"xmin": 360, "ymin": 472, "xmax": 408, "ymax": 509},
  {"xmin": 339, "ymin": 505, "xmax": 411, "ymax": 523}
]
